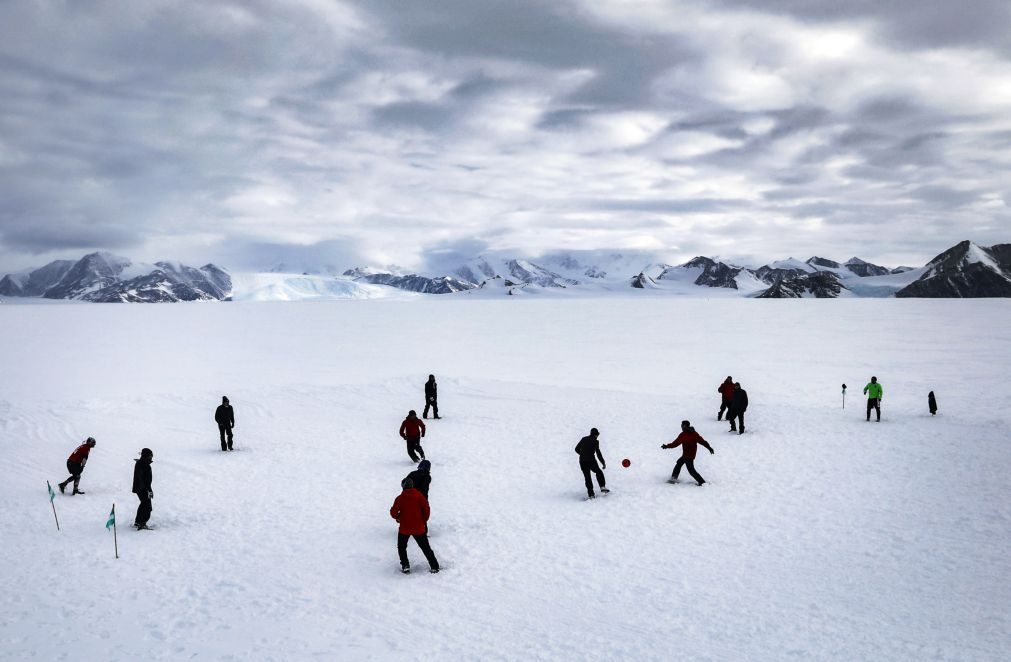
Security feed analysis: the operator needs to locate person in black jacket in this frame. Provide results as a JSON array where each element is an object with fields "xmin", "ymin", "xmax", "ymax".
[
  {"xmin": 928, "ymin": 391, "xmax": 938, "ymax": 416},
  {"xmin": 728, "ymin": 382, "xmax": 749, "ymax": 434},
  {"xmin": 575, "ymin": 428, "xmax": 608, "ymax": 499},
  {"xmin": 215, "ymin": 396, "xmax": 235, "ymax": 451},
  {"xmin": 406, "ymin": 460, "xmax": 432, "ymax": 499},
  {"xmin": 132, "ymin": 448, "xmax": 154, "ymax": 530},
  {"xmin": 423, "ymin": 375, "xmax": 440, "ymax": 419}
]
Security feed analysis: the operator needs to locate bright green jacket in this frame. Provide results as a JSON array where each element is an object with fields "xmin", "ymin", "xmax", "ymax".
[{"xmin": 863, "ymin": 382, "xmax": 883, "ymax": 399}]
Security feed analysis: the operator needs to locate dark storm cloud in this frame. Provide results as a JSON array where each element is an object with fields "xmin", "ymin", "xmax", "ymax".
[{"xmin": 0, "ymin": 0, "xmax": 1008, "ymax": 273}]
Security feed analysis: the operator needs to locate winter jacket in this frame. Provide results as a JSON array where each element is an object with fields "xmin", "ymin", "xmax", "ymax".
[
  {"xmin": 67, "ymin": 443, "xmax": 92, "ymax": 466},
  {"xmin": 132, "ymin": 459, "xmax": 152, "ymax": 495},
  {"xmin": 390, "ymin": 488, "xmax": 430, "ymax": 535},
  {"xmin": 215, "ymin": 404, "xmax": 234, "ymax": 427},
  {"xmin": 863, "ymin": 382, "xmax": 883, "ymax": 399},
  {"xmin": 575, "ymin": 435, "xmax": 604, "ymax": 466},
  {"xmin": 425, "ymin": 380, "xmax": 437, "ymax": 400},
  {"xmin": 730, "ymin": 388, "xmax": 749, "ymax": 413},
  {"xmin": 400, "ymin": 417, "xmax": 426, "ymax": 441},
  {"xmin": 718, "ymin": 381, "xmax": 735, "ymax": 402},
  {"xmin": 406, "ymin": 469, "xmax": 432, "ymax": 498},
  {"xmin": 662, "ymin": 429, "xmax": 713, "ymax": 461}
]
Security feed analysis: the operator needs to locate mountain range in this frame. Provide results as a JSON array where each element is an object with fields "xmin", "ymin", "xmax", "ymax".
[{"xmin": 1, "ymin": 240, "xmax": 1008, "ymax": 302}]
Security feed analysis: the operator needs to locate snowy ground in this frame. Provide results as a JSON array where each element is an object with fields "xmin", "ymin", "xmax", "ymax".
[{"xmin": 1, "ymin": 298, "xmax": 1009, "ymax": 661}]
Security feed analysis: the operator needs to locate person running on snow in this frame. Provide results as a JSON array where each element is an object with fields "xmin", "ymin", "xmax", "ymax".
[
  {"xmin": 575, "ymin": 427, "xmax": 608, "ymax": 499},
  {"xmin": 399, "ymin": 410, "xmax": 426, "ymax": 462},
  {"xmin": 390, "ymin": 477, "xmax": 440, "ymax": 574},
  {"xmin": 727, "ymin": 382, "xmax": 749, "ymax": 434},
  {"xmin": 661, "ymin": 420, "xmax": 715, "ymax": 486},
  {"xmin": 58, "ymin": 437, "xmax": 96, "ymax": 495},
  {"xmin": 928, "ymin": 391, "xmax": 938, "ymax": 416},
  {"xmin": 215, "ymin": 396, "xmax": 235, "ymax": 451},
  {"xmin": 717, "ymin": 376, "xmax": 734, "ymax": 421},
  {"xmin": 132, "ymin": 448, "xmax": 154, "ymax": 530},
  {"xmin": 863, "ymin": 377, "xmax": 883, "ymax": 422},
  {"xmin": 423, "ymin": 374, "xmax": 440, "ymax": 419}
]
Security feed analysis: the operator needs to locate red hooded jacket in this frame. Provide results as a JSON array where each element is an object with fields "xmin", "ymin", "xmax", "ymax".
[
  {"xmin": 67, "ymin": 443, "xmax": 92, "ymax": 465},
  {"xmin": 390, "ymin": 488, "xmax": 430, "ymax": 535},
  {"xmin": 663, "ymin": 429, "xmax": 713, "ymax": 461},
  {"xmin": 400, "ymin": 417, "xmax": 426, "ymax": 441},
  {"xmin": 718, "ymin": 381, "xmax": 735, "ymax": 402}
]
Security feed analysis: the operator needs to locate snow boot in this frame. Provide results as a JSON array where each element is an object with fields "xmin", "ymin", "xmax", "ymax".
[
  {"xmin": 668, "ymin": 478, "xmax": 679, "ymax": 484},
  {"xmin": 401, "ymin": 566, "xmax": 411, "ymax": 574},
  {"xmin": 135, "ymin": 523, "xmax": 151, "ymax": 530},
  {"xmin": 601, "ymin": 488, "xmax": 610, "ymax": 494},
  {"xmin": 430, "ymin": 568, "xmax": 440, "ymax": 574},
  {"xmin": 72, "ymin": 489, "xmax": 85, "ymax": 495},
  {"xmin": 58, "ymin": 481, "xmax": 67, "ymax": 494}
]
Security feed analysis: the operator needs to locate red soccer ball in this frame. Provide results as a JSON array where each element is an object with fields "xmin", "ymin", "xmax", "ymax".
[{"xmin": 621, "ymin": 458, "xmax": 631, "ymax": 468}]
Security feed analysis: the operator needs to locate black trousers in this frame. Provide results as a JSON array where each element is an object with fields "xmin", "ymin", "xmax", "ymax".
[
  {"xmin": 398, "ymin": 533, "xmax": 439, "ymax": 570},
  {"xmin": 218, "ymin": 424, "xmax": 233, "ymax": 450},
  {"xmin": 423, "ymin": 396, "xmax": 439, "ymax": 419},
  {"xmin": 62, "ymin": 460, "xmax": 84, "ymax": 490},
  {"xmin": 718, "ymin": 400, "xmax": 731, "ymax": 420},
  {"xmin": 673, "ymin": 458, "xmax": 705, "ymax": 485},
  {"xmin": 580, "ymin": 459, "xmax": 605, "ymax": 497},
  {"xmin": 866, "ymin": 398, "xmax": 880, "ymax": 421},
  {"xmin": 135, "ymin": 493, "xmax": 152, "ymax": 526},
  {"xmin": 406, "ymin": 438, "xmax": 425, "ymax": 462},
  {"xmin": 729, "ymin": 410, "xmax": 745, "ymax": 433}
]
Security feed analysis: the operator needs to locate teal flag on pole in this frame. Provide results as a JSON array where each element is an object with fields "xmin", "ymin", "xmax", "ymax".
[
  {"xmin": 105, "ymin": 505, "xmax": 115, "ymax": 530},
  {"xmin": 47, "ymin": 481, "xmax": 56, "ymax": 503}
]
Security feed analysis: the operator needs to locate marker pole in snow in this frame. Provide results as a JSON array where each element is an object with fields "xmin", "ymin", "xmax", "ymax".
[
  {"xmin": 47, "ymin": 481, "xmax": 60, "ymax": 531},
  {"xmin": 842, "ymin": 384, "xmax": 847, "ymax": 409},
  {"xmin": 106, "ymin": 504, "xmax": 118, "ymax": 559}
]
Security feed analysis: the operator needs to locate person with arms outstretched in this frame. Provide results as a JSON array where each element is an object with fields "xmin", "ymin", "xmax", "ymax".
[
  {"xmin": 58, "ymin": 437, "xmax": 96, "ymax": 495},
  {"xmin": 575, "ymin": 427, "xmax": 608, "ymax": 498},
  {"xmin": 662, "ymin": 420, "xmax": 714, "ymax": 486},
  {"xmin": 399, "ymin": 410, "xmax": 426, "ymax": 462},
  {"xmin": 390, "ymin": 477, "xmax": 439, "ymax": 574},
  {"xmin": 863, "ymin": 377, "xmax": 883, "ymax": 422}
]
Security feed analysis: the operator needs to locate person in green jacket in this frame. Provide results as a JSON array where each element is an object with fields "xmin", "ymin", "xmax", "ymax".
[{"xmin": 863, "ymin": 376, "xmax": 883, "ymax": 421}]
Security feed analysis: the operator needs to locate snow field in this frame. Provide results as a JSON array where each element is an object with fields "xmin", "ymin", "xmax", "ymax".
[{"xmin": 1, "ymin": 298, "xmax": 1009, "ymax": 660}]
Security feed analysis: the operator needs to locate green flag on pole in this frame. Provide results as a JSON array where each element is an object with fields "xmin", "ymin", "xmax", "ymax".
[
  {"xmin": 47, "ymin": 481, "xmax": 56, "ymax": 503},
  {"xmin": 106, "ymin": 505, "xmax": 115, "ymax": 530}
]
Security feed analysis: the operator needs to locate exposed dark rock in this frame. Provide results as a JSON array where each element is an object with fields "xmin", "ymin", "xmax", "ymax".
[{"xmin": 896, "ymin": 241, "xmax": 1011, "ymax": 297}]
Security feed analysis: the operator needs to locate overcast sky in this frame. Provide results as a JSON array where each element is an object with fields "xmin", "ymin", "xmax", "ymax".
[{"xmin": 1, "ymin": 0, "xmax": 1010, "ymax": 273}]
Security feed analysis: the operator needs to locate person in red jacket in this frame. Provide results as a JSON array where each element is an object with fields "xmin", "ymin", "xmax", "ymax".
[
  {"xmin": 390, "ymin": 477, "xmax": 439, "ymax": 574},
  {"xmin": 399, "ymin": 410, "xmax": 426, "ymax": 462},
  {"xmin": 661, "ymin": 420, "xmax": 714, "ymax": 486},
  {"xmin": 58, "ymin": 437, "xmax": 96, "ymax": 495},
  {"xmin": 717, "ymin": 376, "xmax": 734, "ymax": 421}
]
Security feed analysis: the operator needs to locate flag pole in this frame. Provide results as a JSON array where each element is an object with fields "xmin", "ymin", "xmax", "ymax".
[
  {"xmin": 842, "ymin": 384, "xmax": 847, "ymax": 410},
  {"xmin": 47, "ymin": 481, "xmax": 60, "ymax": 531},
  {"xmin": 112, "ymin": 504, "xmax": 119, "ymax": 559}
]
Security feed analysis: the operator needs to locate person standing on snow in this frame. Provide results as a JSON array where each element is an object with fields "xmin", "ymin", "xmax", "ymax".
[
  {"xmin": 661, "ymin": 421, "xmax": 715, "ymax": 486},
  {"xmin": 928, "ymin": 391, "xmax": 938, "ymax": 416},
  {"xmin": 406, "ymin": 460, "xmax": 432, "ymax": 500},
  {"xmin": 390, "ymin": 477, "xmax": 440, "ymax": 574},
  {"xmin": 717, "ymin": 376, "xmax": 734, "ymax": 421},
  {"xmin": 132, "ymin": 448, "xmax": 154, "ymax": 530},
  {"xmin": 399, "ymin": 410, "xmax": 426, "ymax": 462},
  {"xmin": 423, "ymin": 375, "xmax": 440, "ymax": 419},
  {"xmin": 863, "ymin": 377, "xmax": 883, "ymax": 422},
  {"xmin": 727, "ymin": 382, "xmax": 749, "ymax": 434},
  {"xmin": 215, "ymin": 396, "xmax": 235, "ymax": 451},
  {"xmin": 575, "ymin": 428, "xmax": 608, "ymax": 498},
  {"xmin": 58, "ymin": 437, "xmax": 96, "ymax": 495}
]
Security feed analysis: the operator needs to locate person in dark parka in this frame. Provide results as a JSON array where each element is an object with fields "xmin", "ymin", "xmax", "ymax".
[
  {"xmin": 406, "ymin": 460, "xmax": 432, "ymax": 499},
  {"xmin": 132, "ymin": 448, "xmax": 154, "ymax": 530},
  {"xmin": 662, "ymin": 421, "xmax": 714, "ymax": 486},
  {"xmin": 214, "ymin": 396, "xmax": 235, "ymax": 451},
  {"xmin": 717, "ymin": 376, "xmax": 734, "ymax": 420},
  {"xmin": 727, "ymin": 382, "xmax": 749, "ymax": 434},
  {"xmin": 423, "ymin": 375, "xmax": 440, "ymax": 419},
  {"xmin": 575, "ymin": 428, "xmax": 608, "ymax": 498},
  {"xmin": 59, "ymin": 437, "xmax": 96, "ymax": 495},
  {"xmin": 928, "ymin": 391, "xmax": 938, "ymax": 416},
  {"xmin": 390, "ymin": 478, "xmax": 439, "ymax": 574},
  {"xmin": 399, "ymin": 410, "xmax": 426, "ymax": 462}
]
